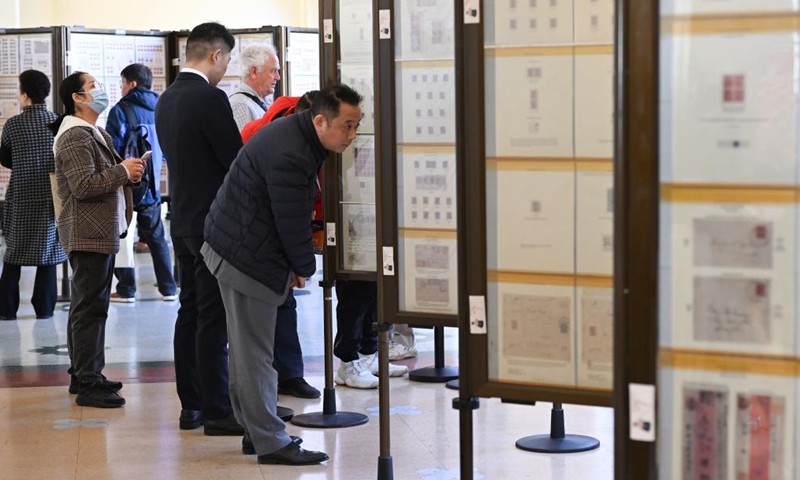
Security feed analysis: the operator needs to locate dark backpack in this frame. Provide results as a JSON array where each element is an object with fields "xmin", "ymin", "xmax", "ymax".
[{"xmin": 120, "ymin": 101, "xmax": 156, "ymax": 207}]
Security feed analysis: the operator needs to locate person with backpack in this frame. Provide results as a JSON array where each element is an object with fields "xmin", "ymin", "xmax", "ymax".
[{"xmin": 105, "ymin": 63, "xmax": 177, "ymax": 303}]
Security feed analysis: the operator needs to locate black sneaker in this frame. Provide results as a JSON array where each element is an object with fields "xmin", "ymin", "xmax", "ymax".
[
  {"xmin": 69, "ymin": 376, "xmax": 123, "ymax": 395},
  {"xmin": 75, "ymin": 384, "xmax": 126, "ymax": 408}
]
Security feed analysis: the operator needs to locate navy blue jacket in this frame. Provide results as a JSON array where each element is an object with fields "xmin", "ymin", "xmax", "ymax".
[
  {"xmin": 155, "ymin": 72, "xmax": 243, "ymax": 237},
  {"xmin": 105, "ymin": 87, "xmax": 163, "ymax": 205},
  {"xmin": 204, "ymin": 110, "xmax": 327, "ymax": 294}
]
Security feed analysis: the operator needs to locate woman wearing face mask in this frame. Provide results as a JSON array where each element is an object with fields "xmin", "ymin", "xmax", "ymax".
[
  {"xmin": 50, "ymin": 71, "xmax": 146, "ymax": 408},
  {"xmin": 0, "ymin": 70, "xmax": 67, "ymax": 321}
]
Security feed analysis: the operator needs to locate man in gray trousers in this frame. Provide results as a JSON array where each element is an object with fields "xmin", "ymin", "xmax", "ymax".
[{"xmin": 201, "ymin": 84, "xmax": 363, "ymax": 465}]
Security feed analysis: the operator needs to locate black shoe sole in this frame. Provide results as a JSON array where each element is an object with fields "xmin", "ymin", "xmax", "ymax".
[
  {"xmin": 69, "ymin": 381, "xmax": 123, "ymax": 395},
  {"xmin": 180, "ymin": 419, "xmax": 204, "ymax": 430},
  {"xmin": 75, "ymin": 397, "xmax": 126, "ymax": 408},
  {"xmin": 257, "ymin": 454, "xmax": 329, "ymax": 465}
]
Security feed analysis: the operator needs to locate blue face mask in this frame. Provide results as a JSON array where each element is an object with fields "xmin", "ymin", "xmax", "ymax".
[{"xmin": 84, "ymin": 88, "xmax": 109, "ymax": 114}]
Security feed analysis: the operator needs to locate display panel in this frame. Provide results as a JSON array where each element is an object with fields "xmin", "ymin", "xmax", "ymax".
[
  {"xmin": 481, "ymin": 0, "xmax": 614, "ymax": 392},
  {"xmin": 658, "ymin": 9, "xmax": 800, "ymax": 480},
  {"xmin": 393, "ymin": 0, "xmax": 458, "ymax": 314},
  {"xmin": 338, "ymin": 1, "xmax": 377, "ymax": 273},
  {"xmin": 286, "ymin": 30, "xmax": 320, "ymax": 96}
]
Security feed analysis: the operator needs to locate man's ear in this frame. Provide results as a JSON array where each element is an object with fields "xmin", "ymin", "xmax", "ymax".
[
  {"xmin": 313, "ymin": 114, "xmax": 326, "ymax": 130},
  {"xmin": 212, "ymin": 48, "xmax": 222, "ymax": 64}
]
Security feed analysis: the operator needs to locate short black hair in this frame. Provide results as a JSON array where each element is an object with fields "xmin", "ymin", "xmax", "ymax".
[
  {"xmin": 295, "ymin": 90, "xmax": 318, "ymax": 114},
  {"xmin": 19, "ymin": 69, "xmax": 51, "ymax": 104},
  {"xmin": 120, "ymin": 63, "xmax": 152, "ymax": 89},
  {"xmin": 186, "ymin": 22, "xmax": 235, "ymax": 62},
  {"xmin": 310, "ymin": 84, "xmax": 362, "ymax": 123}
]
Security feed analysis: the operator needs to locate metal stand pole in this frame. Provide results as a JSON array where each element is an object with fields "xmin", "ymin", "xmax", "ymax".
[
  {"xmin": 515, "ymin": 403, "xmax": 600, "ymax": 453},
  {"xmin": 56, "ymin": 261, "xmax": 70, "ymax": 302},
  {"xmin": 376, "ymin": 322, "xmax": 393, "ymax": 480},
  {"xmin": 291, "ymin": 280, "xmax": 369, "ymax": 428},
  {"xmin": 408, "ymin": 326, "xmax": 458, "ymax": 382}
]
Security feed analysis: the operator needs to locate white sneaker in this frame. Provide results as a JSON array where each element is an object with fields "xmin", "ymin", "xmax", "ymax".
[
  {"xmin": 358, "ymin": 352, "xmax": 408, "ymax": 377},
  {"xmin": 388, "ymin": 342, "xmax": 418, "ymax": 361},
  {"xmin": 162, "ymin": 294, "xmax": 178, "ymax": 301},
  {"xmin": 110, "ymin": 293, "xmax": 135, "ymax": 303},
  {"xmin": 334, "ymin": 360, "xmax": 379, "ymax": 389}
]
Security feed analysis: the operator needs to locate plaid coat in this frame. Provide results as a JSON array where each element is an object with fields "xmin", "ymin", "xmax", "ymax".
[{"xmin": 54, "ymin": 124, "xmax": 133, "ymax": 255}]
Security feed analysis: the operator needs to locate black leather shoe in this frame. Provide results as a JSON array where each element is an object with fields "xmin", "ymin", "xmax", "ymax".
[
  {"xmin": 179, "ymin": 409, "xmax": 203, "ymax": 430},
  {"xmin": 242, "ymin": 433, "xmax": 302, "ymax": 454},
  {"xmin": 75, "ymin": 384, "xmax": 126, "ymax": 408},
  {"xmin": 278, "ymin": 378, "xmax": 321, "ymax": 399},
  {"xmin": 69, "ymin": 376, "xmax": 123, "ymax": 395},
  {"xmin": 257, "ymin": 442, "xmax": 329, "ymax": 465},
  {"xmin": 0, "ymin": 315, "xmax": 16, "ymax": 321},
  {"xmin": 204, "ymin": 413, "xmax": 245, "ymax": 436},
  {"xmin": 277, "ymin": 405, "xmax": 294, "ymax": 422}
]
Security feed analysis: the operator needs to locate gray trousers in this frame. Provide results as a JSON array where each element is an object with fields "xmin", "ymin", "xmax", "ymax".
[{"xmin": 203, "ymin": 243, "xmax": 292, "ymax": 455}]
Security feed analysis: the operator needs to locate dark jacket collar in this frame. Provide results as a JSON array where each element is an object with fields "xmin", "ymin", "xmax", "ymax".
[{"xmin": 296, "ymin": 110, "xmax": 327, "ymax": 163}]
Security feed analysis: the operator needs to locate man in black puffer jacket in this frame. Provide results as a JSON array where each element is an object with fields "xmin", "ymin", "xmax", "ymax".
[{"xmin": 202, "ymin": 84, "xmax": 362, "ymax": 466}]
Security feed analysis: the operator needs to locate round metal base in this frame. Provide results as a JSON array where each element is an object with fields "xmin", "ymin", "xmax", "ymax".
[
  {"xmin": 290, "ymin": 411, "xmax": 369, "ymax": 429},
  {"xmin": 515, "ymin": 434, "xmax": 600, "ymax": 454},
  {"xmin": 277, "ymin": 405, "xmax": 294, "ymax": 422},
  {"xmin": 445, "ymin": 378, "xmax": 459, "ymax": 390},
  {"xmin": 408, "ymin": 366, "xmax": 458, "ymax": 383},
  {"xmin": 56, "ymin": 296, "xmax": 70, "ymax": 303}
]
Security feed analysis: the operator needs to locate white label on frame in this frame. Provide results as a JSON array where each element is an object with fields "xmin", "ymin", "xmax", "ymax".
[
  {"xmin": 383, "ymin": 246, "xmax": 395, "ymax": 275},
  {"xmin": 323, "ymin": 19, "xmax": 334, "ymax": 43},
  {"xmin": 465, "ymin": 0, "xmax": 480, "ymax": 24},
  {"xmin": 326, "ymin": 222, "xmax": 336, "ymax": 246},
  {"xmin": 629, "ymin": 383, "xmax": 656, "ymax": 442},
  {"xmin": 379, "ymin": 9, "xmax": 392, "ymax": 39},
  {"xmin": 469, "ymin": 295, "xmax": 488, "ymax": 334}
]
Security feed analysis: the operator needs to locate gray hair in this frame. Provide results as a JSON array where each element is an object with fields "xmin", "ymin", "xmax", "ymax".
[{"xmin": 239, "ymin": 43, "xmax": 278, "ymax": 77}]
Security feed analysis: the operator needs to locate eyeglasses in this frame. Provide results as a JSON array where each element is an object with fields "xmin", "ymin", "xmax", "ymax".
[{"xmin": 77, "ymin": 80, "xmax": 104, "ymax": 94}]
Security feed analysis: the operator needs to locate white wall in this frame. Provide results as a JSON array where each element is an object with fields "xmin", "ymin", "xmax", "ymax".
[{"xmin": 2, "ymin": 0, "xmax": 318, "ymax": 30}]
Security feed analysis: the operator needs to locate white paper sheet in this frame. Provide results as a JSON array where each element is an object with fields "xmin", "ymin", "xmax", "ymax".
[
  {"xmin": 19, "ymin": 35, "xmax": 53, "ymax": 76},
  {"xmin": 486, "ymin": 0, "xmax": 574, "ymax": 47},
  {"xmin": 486, "ymin": 53, "xmax": 573, "ymax": 158},
  {"xmin": 342, "ymin": 203, "xmax": 377, "ymax": 272},
  {"xmin": 134, "ymin": 36, "xmax": 167, "ymax": 77},
  {"xmin": 577, "ymin": 287, "xmax": 613, "ymax": 389},
  {"xmin": 398, "ymin": 233, "xmax": 458, "ymax": 314},
  {"xmin": 576, "ymin": 170, "xmax": 613, "ymax": 275},
  {"xmin": 574, "ymin": 0, "xmax": 614, "ymax": 44},
  {"xmin": 488, "ymin": 167, "xmax": 575, "ymax": 273},
  {"xmin": 103, "ymin": 35, "xmax": 136, "ymax": 77},
  {"xmin": 575, "ymin": 53, "xmax": 613, "ymax": 158},
  {"xmin": 662, "ymin": 32, "xmax": 797, "ymax": 185},
  {"xmin": 340, "ymin": 0, "xmax": 373, "ymax": 64},
  {"xmin": 661, "ymin": 0, "xmax": 797, "ymax": 15},
  {"xmin": 397, "ymin": 150, "xmax": 457, "ymax": 229},
  {"xmin": 394, "ymin": 0, "xmax": 454, "ymax": 61},
  {"xmin": 0, "ymin": 36, "xmax": 20, "ymax": 76},
  {"xmin": 395, "ymin": 63, "xmax": 456, "ymax": 144},
  {"xmin": 341, "ymin": 134, "xmax": 376, "ymax": 204},
  {"xmin": 488, "ymin": 281, "xmax": 576, "ymax": 386}
]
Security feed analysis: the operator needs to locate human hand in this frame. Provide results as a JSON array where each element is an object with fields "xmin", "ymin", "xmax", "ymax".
[
  {"xmin": 121, "ymin": 157, "xmax": 145, "ymax": 182},
  {"xmin": 290, "ymin": 272, "xmax": 306, "ymax": 289}
]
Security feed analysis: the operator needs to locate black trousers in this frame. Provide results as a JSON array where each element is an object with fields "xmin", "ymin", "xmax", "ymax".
[
  {"xmin": 333, "ymin": 280, "xmax": 378, "ymax": 363},
  {"xmin": 172, "ymin": 235, "xmax": 231, "ymax": 420},
  {"xmin": 67, "ymin": 252, "xmax": 114, "ymax": 386},
  {"xmin": 0, "ymin": 263, "xmax": 58, "ymax": 319}
]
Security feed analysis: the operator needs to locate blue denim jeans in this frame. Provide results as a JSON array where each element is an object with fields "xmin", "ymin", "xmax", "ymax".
[{"xmin": 114, "ymin": 202, "xmax": 177, "ymax": 297}]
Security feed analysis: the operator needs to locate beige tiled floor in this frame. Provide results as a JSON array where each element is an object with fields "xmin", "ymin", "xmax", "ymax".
[{"xmin": 0, "ymin": 379, "xmax": 614, "ymax": 480}]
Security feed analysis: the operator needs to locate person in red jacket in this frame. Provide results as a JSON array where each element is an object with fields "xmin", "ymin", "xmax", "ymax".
[{"xmin": 240, "ymin": 91, "xmax": 322, "ymax": 400}]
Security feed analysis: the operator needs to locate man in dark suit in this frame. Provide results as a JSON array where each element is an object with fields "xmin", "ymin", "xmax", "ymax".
[{"xmin": 155, "ymin": 22, "xmax": 243, "ymax": 436}]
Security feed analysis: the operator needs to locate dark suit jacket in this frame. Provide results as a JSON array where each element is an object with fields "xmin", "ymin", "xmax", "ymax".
[{"xmin": 155, "ymin": 72, "xmax": 243, "ymax": 237}]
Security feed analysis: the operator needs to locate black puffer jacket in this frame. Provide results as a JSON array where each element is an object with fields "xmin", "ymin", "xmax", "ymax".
[{"xmin": 204, "ymin": 110, "xmax": 327, "ymax": 294}]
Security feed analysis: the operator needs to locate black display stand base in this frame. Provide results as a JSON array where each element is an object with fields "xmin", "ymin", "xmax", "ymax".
[
  {"xmin": 515, "ymin": 403, "xmax": 600, "ymax": 454},
  {"xmin": 290, "ymin": 387, "xmax": 369, "ymax": 429},
  {"xmin": 277, "ymin": 406, "xmax": 294, "ymax": 422},
  {"xmin": 377, "ymin": 455, "xmax": 394, "ymax": 480},
  {"xmin": 445, "ymin": 378, "xmax": 459, "ymax": 390},
  {"xmin": 409, "ymin": 365, "xmax": 458, "ymax": 383}
]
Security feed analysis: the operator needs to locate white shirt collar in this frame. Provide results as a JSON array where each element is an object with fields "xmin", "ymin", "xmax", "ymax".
[{"xmin": 181, "ymin": 68, "xmax": 209, "ymax": 83}]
